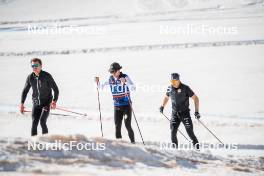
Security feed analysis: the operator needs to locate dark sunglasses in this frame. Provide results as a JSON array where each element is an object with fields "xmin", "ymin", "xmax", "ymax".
[{"xmin": 31, "ymin": 63, "xmax": 40, "ymax": 68}]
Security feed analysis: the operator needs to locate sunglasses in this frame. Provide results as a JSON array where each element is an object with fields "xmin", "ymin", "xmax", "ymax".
[{"xmin": 31, "ymin": 63, "xmax": 40, "ymax": 68}]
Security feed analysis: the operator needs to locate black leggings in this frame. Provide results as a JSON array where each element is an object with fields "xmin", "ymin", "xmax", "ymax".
[
  {"xmin": 170, "ymin": 110, "xmax": 199, "ymax": 149},
  {"xmin": 114, "ymin": 106, "xmax": 135, "ymax": 143},
  {"xmin": 31, "ymin": 105, "xmax": 50, "ymax": 136}
]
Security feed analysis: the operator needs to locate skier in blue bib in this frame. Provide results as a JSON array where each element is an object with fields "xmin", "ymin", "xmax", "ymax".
[{"xmin": 95, "ymin": 62, "xmax": 135, "ymax": 143}]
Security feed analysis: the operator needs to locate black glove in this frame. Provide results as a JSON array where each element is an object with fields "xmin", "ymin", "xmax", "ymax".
[
  {"xmin": 194, "ymin": 112, "xmax": 201, "ymax": 119},
  {"xmin": 159, "ymin": 106, "xmax": 164, "ymax": 114}
]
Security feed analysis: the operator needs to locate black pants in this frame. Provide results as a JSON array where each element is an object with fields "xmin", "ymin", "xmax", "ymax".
[
  {"xmin": 114, "ymin": 105, "xmax": 135, "ymax": 143},
  {"xmin": 170, "ymin": 110, "xmax": 199, "ymax": 149},
  {"xmin": 31, "ymin": 105, "xmax": 50, "ymax": 136}
]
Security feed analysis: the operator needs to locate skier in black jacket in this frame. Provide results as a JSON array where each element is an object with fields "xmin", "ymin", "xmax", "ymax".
[
  {"xmin": 160, "ymin": 73, "xmax": 200, "ymax": 149},
  {"xmin": 20, "ymin": 58, "xmax": 59, "ymax": 136}
]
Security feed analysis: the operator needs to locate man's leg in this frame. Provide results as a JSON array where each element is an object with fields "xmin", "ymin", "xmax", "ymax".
[
  {"xmin": 31, "ymin": 106, "xmax": 42, "ymax": 136},
  {"xmin": 114, "ymin": 107, "xmax": 123, "ymax": 139},
  {"xmin": 124, "ymin": 106, "xmax": 135, "ymax": 143},
  {"xmin": 170, "ymin": 113, "xmax": 181, "ymax": 148},
  {"xmin": 180, "ymin": 111, "xmax": 199, "ymax": 149},
  {"xmin": 40, "ymin": 106, "xmax": 50, "ymax": 135}
]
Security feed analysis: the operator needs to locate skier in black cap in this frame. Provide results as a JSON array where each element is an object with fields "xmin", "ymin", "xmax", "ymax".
[
  {"xmin": 160, "ymin": 73, "xmax": 200, "ymax": 149},
  {"xmin": 95, "ymin": 62, "xmax": 135, "ymax": 143}
]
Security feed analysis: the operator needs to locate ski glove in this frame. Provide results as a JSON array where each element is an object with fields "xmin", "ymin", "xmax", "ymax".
[
  {"xmin": 194, "ymin": 112, "xmax": 201, "ymax": 119},
  {"xmin": 159, "ymin": 106, "xmax": 164, "ymax": 114}
]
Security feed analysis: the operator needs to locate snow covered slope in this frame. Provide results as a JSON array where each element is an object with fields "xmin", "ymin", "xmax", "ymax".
[{"xmin": 0, "ymin": 134, "xmax": 263, "ymax": 176}]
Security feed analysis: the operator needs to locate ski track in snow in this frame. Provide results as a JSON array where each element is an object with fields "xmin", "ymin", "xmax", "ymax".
[
  {"xmin": 0, "ymin": 5, "xmax": 264, "ymax": 33},
  {"xmin": 0, "ymin": 0, "xmax": 263, "ymax": 26},
  {"xmin": 0, "ymin": 39, "xmax": 264, "ymax": 56}
]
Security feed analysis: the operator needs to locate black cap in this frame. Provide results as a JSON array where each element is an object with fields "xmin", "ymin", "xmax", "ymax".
[
  {"xmin": 109, "ymin": 62, "xmax": 122, "ymax": 73},
  {"xmin": 171, "ymin": 73, "xmax": 180, "ymax": 80}
]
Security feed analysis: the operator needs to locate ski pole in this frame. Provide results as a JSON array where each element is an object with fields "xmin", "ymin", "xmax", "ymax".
[
  {"xmin": 197, "ymin": 119, "xmax": 224, "ymax": 145},
  {"xmin": 24, "ymin": 110, "xmax": 75, "ymax": 117},
  {"xmin": 161, "ymin": 113, "xmax": 192, "ymax": 143},
  {"xmin": 56, "ymin": 107, "xmax": 87, "ymax": 116},
  {"xmin": 124, "ymin": 87, "xmax": 145, "ymax": 145},
  {"xmin": 96, "ymin": 81, "xmax": 104, "ymax": 138}
]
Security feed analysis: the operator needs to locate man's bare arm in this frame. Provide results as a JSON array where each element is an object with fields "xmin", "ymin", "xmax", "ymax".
[
  {"xmin": 162, "ymin": 95, "xmax": 170, "ymax": 107},
  {"xmin": 191, "ymin": 94, "xmax": 199, "ymax": 112}
]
